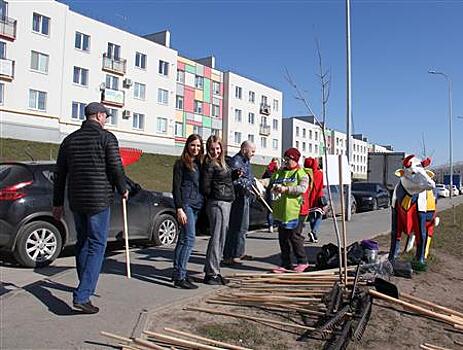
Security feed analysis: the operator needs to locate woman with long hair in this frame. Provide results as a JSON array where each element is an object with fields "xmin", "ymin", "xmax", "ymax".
[
  {"xmin": 201, "ymin": 135, "xmax": 237, "ymax": 285},
  {"xmin": 172, "ymin": 134, "xmax": 204, "ymax": 289}
]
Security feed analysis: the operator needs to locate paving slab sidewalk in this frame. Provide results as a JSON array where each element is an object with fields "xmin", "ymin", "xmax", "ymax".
[{"xmin": 1, "ymin": 196, "xmax": 461, "ymax": 349}]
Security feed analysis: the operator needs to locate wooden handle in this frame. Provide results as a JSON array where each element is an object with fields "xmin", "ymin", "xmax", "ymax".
[
  {"xmin": 122, "ymin": 197, "xmax": 131, "ymax": 279},
  {"xmin": 163, "ymin": 328, "xmax": 252, "ymax": 350},
  {"xmin": 401, "ymin": 293, "xmax": 463, "ymax": 319},
  {"xmin": 251, "ymin": 184, "xmax": 273, "ymax": 213},
  {"xmin": 143, "ymin": 331, "xmax": 226, "ymax": 350}
]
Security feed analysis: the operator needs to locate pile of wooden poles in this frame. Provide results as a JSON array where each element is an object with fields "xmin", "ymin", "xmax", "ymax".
[{"xmin": 101, "ymin": 328, "xmax": 254, "ymax": 350}]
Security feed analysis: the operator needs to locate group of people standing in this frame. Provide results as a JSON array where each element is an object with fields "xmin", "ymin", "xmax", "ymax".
[
  {"xmin": 172, "ymin": 135, "xmax": 327, "ymax": 288},
  {"xmin": 171, "ymin": 135, "xmax": 256, "ymax": 289}
]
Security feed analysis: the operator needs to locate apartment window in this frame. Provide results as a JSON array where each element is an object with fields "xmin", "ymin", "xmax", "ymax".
[
  {"xmin": 261, "ymin": 115, "xmax": 268, "ymax": 126},
  {"xmin": 73, "ymin": 67, "xmax": 88, "ymax": 86},
  {"xmin": 272, "ymin": 139, "xmax": 278, "ymax": 150},
  {"xmin": 296, "ymin": 126, "xmax": 300, "ymax": 137},
  {"xmin": 156, "ymin": 117, "xmax": 168, "ymax": 133},
  {"xmin": 0, "ymin": 82, "xmax": 3, "ymax": 105},
  {"xmin": 194, "ymin": 100, "xmax": 203, "ymax": 114},
  {"xmin": 133, "ymin": 113, "xmax": 145, "ymax": 130},
  {"xmin": 212, "ymin": 81, "xmax": 220, "ymax": 95},
  {"xmin": 248, "ymin": 134, "xmax": 254, "ymax": 143},
  {"xmin": 248, "ymin": 112, "xmax": 255, "ymax": 125},
  {"xmin": 31, "ymin": 51, "xmax": 49, "ymax": 74},
  {"xmin": 302, "ymin": 142, "xmax": 306, "ymax": 152},
  {"xmin": 272, "ymin": 119, "xmax": 278, "ymax": 130},
  {"xmin": 261, "ymin": 137, "xmax": 267, "ymax": 149},
  {"xmin": 273, "ymin": 99, "xmax": 279, "ymax": 111},
  {"xmin": 193, "ymin": 125, "xmax": 200, "ymax": 134},
  {"xmin": 175, "ymin": 122, "xmax": 183, "ymax": 137},
  {"xmin": 0, "ymin": 41, "xmax": 5, "ymax": 59},
  {"xmin": 234, "ymin": 109, "xmax": 242, "ymax": 122},
  {"xmin": 71, "ymin": 101, "xmax": 86, "ymax": 120},
  {"xmin": 106, "ymin": 75, "xmax": 119, "ymax": 90},
  {"xmin": 107, "ymin": 42, "xmax": 120, "ymax": 60},
  {"xmin": 309, "ymin": 130, "xmax": 312, "ymax": 139},
  {"xmin": 107, "ymin": 108, "xmax": 118, "ymax": 126},
  {"xmin": 296, "ymin": 140, "xmax": 299, "ymax": 149},
  {"xmin": 159, "ymin": 60, "xmax": 169, "ymax": 76},
  {"xmin": 133, "ymin": 82, "xmax": 146, "ymax": 100},
  {"xmin": 315, "ymin": 131, "xmax": 318, "ymax": 141},
  {"xmin": 302, "ymin": 128, "xmax": 306, "ymax": 138},
  {"xmin": 177, "ymin": 69, "xmax": 185, "ymax": 83},
  {"xmin": 212, "ymin": 128, "xmax": 220, "ymax": 136},
  {"xmin": 249, "ymin": 91, "xmax": 255, "ymax": 103},
  {"xmin": 261, "ymin": 95, "xmax": 268, "ymax": 105},
  {"xmin": 158, "ymin": 88, "xmax": 169, "ymax": 104},
  {"xmin": 212, "ymin": 104, "xmax": 219, "ymax": 117},
  {"xmin": 315, "ymin": 144, "xmax": 319, "ymax": 153},
  {"xmin": 135, "ymin": 52, "xmax": 146, "ymax": 69},
  {"xmin": 235, "ymin": 86, "xmax": 242, "ymax": 99},
  {"xmin": 28, "ymin": 89, "xmax": 47, "ymax": 111},
  {"xmin": 309, "ymin": 143, "xmax": 313, "ymax": 153},
  {"xmin": 176, "ymin": 95, "xmax": 184, "ymax": 110},
  {"xmin": 195, "ymin": 75, "xmax": 204, "ymax": 89},
  {"xmin": 32, "ymin": 13, "xmax": 50, "ymax": 35},
  {"xmin": 234, "ymin": 132, "xmax": 242, "ymax": 144},
  {"xmin": 75, "ymin": 32, "xmax": 90, "ymax": 51}
]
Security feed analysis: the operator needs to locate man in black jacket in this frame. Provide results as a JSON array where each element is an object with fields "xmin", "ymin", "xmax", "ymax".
[{"xmin": 53, "ymin": 102, "xmax": 128, "ymax": 314}]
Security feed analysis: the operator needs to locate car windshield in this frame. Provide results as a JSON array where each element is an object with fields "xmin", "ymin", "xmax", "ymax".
[{"xmin": 352, "ymin": 183, "xmax": 377, "ymax": 192}]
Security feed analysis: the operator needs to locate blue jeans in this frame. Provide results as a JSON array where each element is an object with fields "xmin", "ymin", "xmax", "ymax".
[
  {"xmin": 223, "ymin": 196, "xmax": 250, "ymax": 259},
  {"xmin": 72, "ymin": 208, "xmax": 110, "ymax": 304},
  {"xmin": 308, "ymin": 211, "xmax": 322, "ymax": 237},
  {"xmin": 173, "ymin": 206, "xmax": 199, "ymax": 280}
]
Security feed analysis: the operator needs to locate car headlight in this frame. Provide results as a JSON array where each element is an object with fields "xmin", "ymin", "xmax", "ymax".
[{"xmin": 364, "ymin": 196, "xmax": 373, "ymax": 201}]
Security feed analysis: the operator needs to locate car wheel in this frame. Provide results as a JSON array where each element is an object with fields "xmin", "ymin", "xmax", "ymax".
[
  {"xmin": 151, "ymin": 213, "xmax": 178, "ymax": 246},
  {"xmin": 351, "ymin": 202, "xmax": 357, "ymax": 215},
  {"xmin": 372, "ymin": 199, "xmax": 378, "ymax": 211},
  {"xmin": 14, "ymin": 221, "xmax": 63, "ymax": 268}
]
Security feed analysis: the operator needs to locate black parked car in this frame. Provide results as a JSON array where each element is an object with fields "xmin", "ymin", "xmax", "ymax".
[
  {"xmin": 351, "ymin": 182, "xmax": 390, "ymax": 212},
  {"xmin": 0, "ymin": 161, "xmax": 179, "ymax": 267},
  {"xmin": 0, "ymin": 161, "xmax": 269, "ymax": 267}
]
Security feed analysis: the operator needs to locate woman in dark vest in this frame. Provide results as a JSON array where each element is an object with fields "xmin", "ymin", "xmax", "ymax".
[{"xmin": 172, "ymin": 134, "xmax": 204, "ymax": 289}]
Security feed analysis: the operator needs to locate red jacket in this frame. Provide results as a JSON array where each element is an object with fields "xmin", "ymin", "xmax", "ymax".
[{"xmin": 300, "ymin": 157, "xmax": 324, "ymax": 216}]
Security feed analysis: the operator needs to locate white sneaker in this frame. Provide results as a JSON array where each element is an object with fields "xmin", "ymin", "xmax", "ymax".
[{"xmin": 269, "ymin": 226, "xmax": 274, "ymax": 233}]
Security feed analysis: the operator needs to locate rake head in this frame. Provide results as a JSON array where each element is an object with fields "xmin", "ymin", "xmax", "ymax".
[{"xmin": 119, "ymin": 147, "xmax": 143, "ymax": 167}]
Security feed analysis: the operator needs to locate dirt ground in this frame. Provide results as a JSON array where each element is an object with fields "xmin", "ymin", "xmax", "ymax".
[{"xmin": 147, "ymin": 206, "xmax": 463, "ymax": 349}]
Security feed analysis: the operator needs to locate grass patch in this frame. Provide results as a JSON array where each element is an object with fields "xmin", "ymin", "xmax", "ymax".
[
  {"xmin": 195, "ymin": 321, "xmax": 290, "ymax": 350},
  {"xmin": 0, "ymin": 137, "xmax": 266, "ymax": 192},
  {"xmin": 432, "ymin": 203, "xmax": 463, "ymax": 258}
]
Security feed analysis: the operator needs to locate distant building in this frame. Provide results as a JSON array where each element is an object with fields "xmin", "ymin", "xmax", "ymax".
[
  {"xmin": 222, "ymin": 71, "xmax": 282, "ymax": 164},
  {"xmin": 282, "ymin": 116, "xmax": 323, "ymax": 160}
]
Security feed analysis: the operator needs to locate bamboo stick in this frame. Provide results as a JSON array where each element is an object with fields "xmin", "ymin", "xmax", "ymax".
[
  {"xmin": 121, "ymin": 197, "xmax": 132, "ymax": 279},
  {"xmin": 144, "ymin": 331, "xmax": 228, "ymax": 350},
  {"xmin": 185, "ymin": 306, "xmax": 316, "ymax": 331},
  {"xmin": 231, "ymin": 266, "xmax": 354, "ymax": 277},
  {"xmin": 422, "ymin": 343, "xmax": 455, "ymax": 350},
  {"xmin": 369, "ymin": 290, "xmax": 463, "ymax": 327},
  {"xmin": 338, "ymin": 155, "xmax": 348, "ymax": 286},
  {"xmin": 401, "ymin": 293, "xmax": 463, "ymax": 319},
  {"xmin": 101, "ymin": 331, "xmax": 133, "ymax": 344},
  {"xmin": 163, "ymin": 328, "xmax": 253, "ymax": 350},
  {"xmin": 133, "ymin": 338, "xmax": 170, "ymax": 350}
]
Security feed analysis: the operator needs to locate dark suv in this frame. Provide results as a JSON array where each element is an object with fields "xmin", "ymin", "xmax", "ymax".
[
  {"xmin": 0, "ymin": 162, "xmax": 179, "ymax": 267},
  {"xmin": 351, "ymin": 182, "xmax": 390, "ymax": 212}
]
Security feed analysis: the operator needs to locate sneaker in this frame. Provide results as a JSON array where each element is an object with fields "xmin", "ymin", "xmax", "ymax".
[
  {"xmin": 218, "ymin": 274, "xmax": 229, "ymax": 285},
  {"xmin": 308, "ymin": 232, "xmax": 318, "ymax": 243},
  {"xmin": 272, "ymin": 266, "xmax": 291, "ymax": 274},
  {"xmin": 204, "ymin": 275, "xmax": 223, "ymax": 285},
  {"xmin": 269, "ymin": 226, "xmax": 274, "ymax": 233},
  {"xmin": 73, "ymin": 301, "xmax": 99, "ymax": 314},
  {"xmin": 174, "ymin": 279, "xmax": 198, "ymax": 289},
  {"xmin": 240, "ymin": 255, "xmax": 253, "ymax": 261},
  {"xmin": 293, "ymin": 263, "xmax": 309, "ymax": 273}
]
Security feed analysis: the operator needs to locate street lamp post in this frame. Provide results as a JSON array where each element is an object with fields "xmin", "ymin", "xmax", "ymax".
[{"xmin": 428, "ymin": 70, "xmax": 453, "ymax": 198}]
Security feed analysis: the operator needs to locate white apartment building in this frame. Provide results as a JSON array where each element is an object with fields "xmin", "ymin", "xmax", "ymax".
[
  {"xmin": 0, "ymin": 0, "xmax": 181, "ymax": 154},
  {"xmin": 352, "ymin": 134, "xmax": 369, "ymax": 179},
  {"xmin": 223, "ymin": 71, "xmax": 282, "ymax": 165},
  {"xmin": 369, "ymin": 143, "xmax": 394, "ymax": 153},
  {"xmin": 282, "ymin": 116, "xmax": 323, "ymax": 160}
]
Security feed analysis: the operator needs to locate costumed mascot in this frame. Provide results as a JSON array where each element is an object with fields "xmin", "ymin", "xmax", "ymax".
[{"xmin": 388, "ymin": 155, "xmax": 438, "ymax": 271}]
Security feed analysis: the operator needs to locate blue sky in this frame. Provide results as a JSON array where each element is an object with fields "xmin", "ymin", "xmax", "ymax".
[{"xmin": 60, "ymin": 0, "xmax": 462, "ymax": 166}]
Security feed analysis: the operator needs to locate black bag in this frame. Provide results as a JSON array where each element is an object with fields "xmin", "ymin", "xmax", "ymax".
[{"xmin": 316, "ymin": 242, "xmax": 365, "ymax": 269}]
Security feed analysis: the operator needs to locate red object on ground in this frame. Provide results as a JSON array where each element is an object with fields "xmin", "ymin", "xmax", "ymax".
[{"xmin": 119, "ymin": 147, "xmax": 143, "ymax": 167}]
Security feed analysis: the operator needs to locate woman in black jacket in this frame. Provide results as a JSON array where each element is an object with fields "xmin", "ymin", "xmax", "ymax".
[
  {"xmin": 172, "ymin": 134, "xmax": 204, "ymax": 289},
  {"xmin": 201, "ymin": 135, "xmax": 238, "ymax": 285}
]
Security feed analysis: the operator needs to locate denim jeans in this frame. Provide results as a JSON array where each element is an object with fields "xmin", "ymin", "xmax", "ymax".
[
  {"xmin": 223, "ymin": 195, "xmax": 250, "ymax": 259},
  {"xmin": 72, "ymin": 208, "xmax": 110, "ymax": 304},
  {"xmin": 173, "ymin": 206, "xmax": 199, "ymax": 280},
  {"xmin": 308, "ymin": 211, "xmax": 322, "ymax": 237}
]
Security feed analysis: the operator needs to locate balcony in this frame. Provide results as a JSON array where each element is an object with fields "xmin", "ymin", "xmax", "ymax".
[
  {"xmin": 101, "ymin": 88, "xmax": 125, "ymax": 107},
  {"xmin": 0, "ymin": 16, "xmax": 17, "ymax": 40},
  {"xmin": 0, "ymin": 58, "xmax": 14, "ymax": 80},
  {"xmin": 259, "ymin": 124, "xmax": 271, "ymax": 136},
  {"xmin": 102, "ymin": 53, "xmax": 126, "ymax": 75},
  {"xmin": 260, "ymin": 103, "xmax": 271, "ymax": 116}
]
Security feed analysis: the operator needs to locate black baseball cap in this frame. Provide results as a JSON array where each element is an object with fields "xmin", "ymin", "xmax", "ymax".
[{"xmin": 84, "ymin": 102, "xmax": 111, "ymax": 118}]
